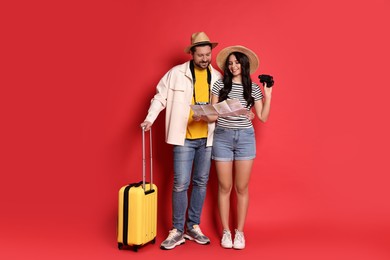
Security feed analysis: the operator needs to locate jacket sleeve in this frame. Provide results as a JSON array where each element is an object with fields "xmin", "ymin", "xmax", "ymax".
[{"xmin": 144, "ymin": 70, "xmax": 172, "ymax": 124}]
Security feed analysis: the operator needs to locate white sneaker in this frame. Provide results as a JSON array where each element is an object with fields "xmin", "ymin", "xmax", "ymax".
[
  {"xmin": 233, "ymin": 229, "xmax": 245, "ymax": 249},
  {"xmin": 221, "ymin": 229, "xmax": 233, "ymax": 248}
]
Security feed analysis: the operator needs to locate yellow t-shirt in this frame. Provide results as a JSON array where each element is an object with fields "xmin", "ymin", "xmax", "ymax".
[{"xmin": 186, "ymin": 67, "xmax": 209, "ymax": 139}]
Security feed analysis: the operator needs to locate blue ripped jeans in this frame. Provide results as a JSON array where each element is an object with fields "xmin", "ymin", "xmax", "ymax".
[{"xmin": 172, "ymin": 138, "xmax": 211, "ymax": 233}]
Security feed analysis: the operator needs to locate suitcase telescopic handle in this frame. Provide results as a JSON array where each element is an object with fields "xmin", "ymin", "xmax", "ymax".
[{"xmin": 142, "ymin": 126, "xmax": 153, "ymax": 191}]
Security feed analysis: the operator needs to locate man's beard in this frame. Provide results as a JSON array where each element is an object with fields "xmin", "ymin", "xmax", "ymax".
[{"xmin": 194, "ymin": 61, "xmax": 210, "ymax": 69}]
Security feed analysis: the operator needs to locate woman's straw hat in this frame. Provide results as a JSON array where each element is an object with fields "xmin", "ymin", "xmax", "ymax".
[{"xmin": 216, "ymin": 45, "xmax": 259, "ymax": 74}]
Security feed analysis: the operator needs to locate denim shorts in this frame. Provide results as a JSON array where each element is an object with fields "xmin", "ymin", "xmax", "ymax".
[{"xmin": 212, "ymin": 126, "xmax": 256, "ymax": 161}]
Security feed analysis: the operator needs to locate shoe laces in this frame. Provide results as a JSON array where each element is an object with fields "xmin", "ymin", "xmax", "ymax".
[
  {"xmin": 167, "ymin": 229, "xmax": 179, "ymax": 239},
  {"xmin": 192, "ymin": 225, "xmax": 204, "ymax": 236},
  {"xmin": 235, "ymin": 229, "xmax": 244, "ymax": 242},
  {"xmin": 222, "ymin": 230, "xmax": 231, "ymax": 242}
]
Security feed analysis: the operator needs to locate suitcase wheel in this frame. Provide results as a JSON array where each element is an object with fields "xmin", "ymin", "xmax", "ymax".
[
  {"xmin": 133, "ymin": 245, "xmax": 139, "ymax": 252},
  {"xmin": 152, "ymin": 238, "xmax": 156, "ymax": 244},
  {"xmin": 118, "ymin": 243, "xmax": 123, "ymax": 250}
]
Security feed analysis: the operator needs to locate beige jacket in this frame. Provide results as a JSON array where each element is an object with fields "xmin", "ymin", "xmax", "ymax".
[{"xmin": 144, "ymin": 61, "xmax": 222, "ymax": 146}]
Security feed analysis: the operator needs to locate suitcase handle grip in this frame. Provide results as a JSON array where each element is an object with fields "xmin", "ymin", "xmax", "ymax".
[{"xmin": 142, "ymin": 126, "xmax": 153, "ymax": 191}]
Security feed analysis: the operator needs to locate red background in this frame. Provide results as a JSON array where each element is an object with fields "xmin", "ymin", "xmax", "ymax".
[{"xmin": 1, "ymin": 0, "xmax": 389, "ymax": 259}]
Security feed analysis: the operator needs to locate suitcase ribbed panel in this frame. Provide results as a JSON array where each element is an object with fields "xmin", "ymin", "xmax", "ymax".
[
  {"xmin": 117, "ymin": 186, "xmax": 125, "ymax": 243},
  {"xmin": 128, "ymin": 185, "xmax": 144, "ymax": 245},
  {"xmin": 145, "ymin": 184, "xmax": 157, "ymax": 240}
]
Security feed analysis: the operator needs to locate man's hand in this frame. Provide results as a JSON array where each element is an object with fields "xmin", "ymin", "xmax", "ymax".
[
  {"xmin": 192, "ymin": 114, "xmax": 202, "ymax": 122},
  {"xmin": 140, "ymin": 121, "xmax": 152, "ymax": 131}
]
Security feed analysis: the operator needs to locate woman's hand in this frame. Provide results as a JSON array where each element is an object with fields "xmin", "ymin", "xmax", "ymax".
[
  {"xmin": 246, "ymin": 110, "xmax": 255, "ymax": 120},
  {"xmin": 263, "ymin": 83, "xmax": 273, "ymax": 98}
]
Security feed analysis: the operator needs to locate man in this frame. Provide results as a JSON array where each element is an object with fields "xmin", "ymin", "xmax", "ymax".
[{"xmin": 140, "ymin": 32, "xmax": 221, "ymax": 250}]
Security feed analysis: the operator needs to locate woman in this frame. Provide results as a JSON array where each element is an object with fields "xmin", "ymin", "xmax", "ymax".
[{"xmin": 210, "ymin": 45, "xmax": 273, "ymax": 249}]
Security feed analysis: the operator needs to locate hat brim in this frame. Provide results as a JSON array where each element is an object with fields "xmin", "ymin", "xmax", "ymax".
[
  {"xmin": 184, "ymin": 42, "xmax": 218, "ymax": 54},
  {"xmin": 216, "ymin": 45, "xmax": 259, "ymax": 74}
]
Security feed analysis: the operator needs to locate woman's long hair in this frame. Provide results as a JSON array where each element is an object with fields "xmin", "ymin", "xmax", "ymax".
[{"xmin": 219, "ymin": 52, "xmax": 254, "ymax": 108}]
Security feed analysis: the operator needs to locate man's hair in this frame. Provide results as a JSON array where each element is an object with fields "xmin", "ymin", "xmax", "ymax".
[{"xmin": 190, "ymin": 43, "xmax": 213, "ymax": 53}]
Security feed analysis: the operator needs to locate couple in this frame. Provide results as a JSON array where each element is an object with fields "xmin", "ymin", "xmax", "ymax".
[{"xmin": 140, "ymin": 32, "xmax": 273, "ymax": 250}]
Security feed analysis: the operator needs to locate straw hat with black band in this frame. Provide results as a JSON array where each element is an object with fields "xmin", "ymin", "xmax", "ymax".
[
  {"xmin": 184, "ymin": 32, "xmax": 218, "ymax": 54},
  {"xmin": 216, "ymin": 45, "xmax": 259, "ymax": 74}
]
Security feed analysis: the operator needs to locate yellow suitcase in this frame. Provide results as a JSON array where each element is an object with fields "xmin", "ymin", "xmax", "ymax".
[{"xmin": 117, "ymin": 128, "xmax": 157, "ymax": 251}]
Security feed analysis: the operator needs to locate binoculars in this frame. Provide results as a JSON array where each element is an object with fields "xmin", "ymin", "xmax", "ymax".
[{"xmin": 258, "ymin": 74, "xmax": 274, "ymax": 88}]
